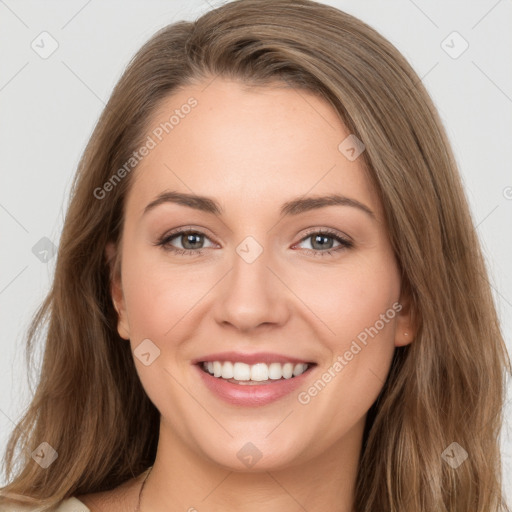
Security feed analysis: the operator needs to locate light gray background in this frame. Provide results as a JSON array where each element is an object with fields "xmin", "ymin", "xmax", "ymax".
[{"xmin": 1, "ymin": 0, "xmax": 511, "ymax": 500}]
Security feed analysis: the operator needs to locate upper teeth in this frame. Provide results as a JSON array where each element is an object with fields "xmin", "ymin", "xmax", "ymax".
[{"xmin": 202, "ymin": 361, "xmax": 310, "ymax": 381}]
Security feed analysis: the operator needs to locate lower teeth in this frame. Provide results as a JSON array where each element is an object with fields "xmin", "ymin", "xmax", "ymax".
[
  {"xmin": 202, "ymin": 370, "xmax": 297, "ymax": 384},
  {"xmin": 226, "ymin": 377, "xmax": 290, "ymax": 385}
]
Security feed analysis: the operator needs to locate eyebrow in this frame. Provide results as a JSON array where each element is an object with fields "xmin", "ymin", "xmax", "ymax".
[{"xmin": 143, "ymin": 191, "xmax": 375, "ymax": 219}]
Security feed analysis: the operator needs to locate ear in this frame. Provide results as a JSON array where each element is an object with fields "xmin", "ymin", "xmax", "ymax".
[
  {"xmin": 394, "ymin": 285, "xmax": 416, "ymax": 348},
  {"xmin": 105, "ymin": 242, "xmax": 130, "ymax": 340}
]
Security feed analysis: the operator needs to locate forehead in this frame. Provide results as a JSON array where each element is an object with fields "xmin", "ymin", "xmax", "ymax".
[{"xmin": 125, "ymin": 78, "xmax": 382, "ymax": 222}]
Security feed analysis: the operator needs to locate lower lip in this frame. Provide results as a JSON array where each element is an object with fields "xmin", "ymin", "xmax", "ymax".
[{"xmin": 194, "ymin": 364, "xmax": 316, "ymax": 406}]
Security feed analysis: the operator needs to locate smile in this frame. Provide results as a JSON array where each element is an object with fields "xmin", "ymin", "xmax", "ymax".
[
  {"xmin": 200, "ymin": 360, "xmax": 311, "ymax": 384},
  {"xmin": 194, "ymin": 360, "xmax": 317, "ymax": 406}
]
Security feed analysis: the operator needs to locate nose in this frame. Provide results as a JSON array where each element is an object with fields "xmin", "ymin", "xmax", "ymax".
[{"xmin": 213, "ymin": 243, "xmax": 291, "ymax": 333}]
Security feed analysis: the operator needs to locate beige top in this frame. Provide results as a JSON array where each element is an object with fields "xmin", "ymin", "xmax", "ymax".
[{"xmin": 0, "ymin": 497, "xmax": 90, "ymax": 511}]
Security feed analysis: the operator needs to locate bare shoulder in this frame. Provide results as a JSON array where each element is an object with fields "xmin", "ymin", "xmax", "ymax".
[{"xmin": 76, "ymin": 473, "xmax": 144, "ymax": 512}]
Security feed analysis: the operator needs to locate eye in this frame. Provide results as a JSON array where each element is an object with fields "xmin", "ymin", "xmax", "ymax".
[
  {"xmin": 155, "ymin": 227, "xmax": 353, "ymax": 258},
  {"xmin": 156, "ymin": 228, "xmax": 216, "ymax": 256},
  {"xmin": 294, "ymin": 229, "xmax": 353, "ymax": 257}
]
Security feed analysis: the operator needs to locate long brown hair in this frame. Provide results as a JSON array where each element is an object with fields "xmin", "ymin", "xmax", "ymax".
[{"xmin": 1, "ymin": 1, "xmax": 510, "ymax": 510}]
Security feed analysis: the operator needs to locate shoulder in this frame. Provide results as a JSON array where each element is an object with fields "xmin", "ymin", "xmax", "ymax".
[
  {"xmin": 0, "ymin": 469, "xmax": 147, "ymax": 512},
  {"xmin": 0, "ymin": 498, "xmax": 90, "ymax": 511},
  {"xmin": 57, "ymin": 498, "xmax": 91, "ymax": 511},
  {"xmin": 75, "ymin": 471, "xmax": 145, "ymax": 511}
]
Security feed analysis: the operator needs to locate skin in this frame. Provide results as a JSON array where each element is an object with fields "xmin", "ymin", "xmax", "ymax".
[{"xmin": 78, "ymin": 77, "xmax": 414, "ymax": 511}]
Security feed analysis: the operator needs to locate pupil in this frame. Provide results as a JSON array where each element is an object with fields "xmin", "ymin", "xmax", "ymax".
[
  {"xmin": 312, "ymin": 234, "xmax": 333, "ymax": 250},
  {"xmin": 183, "ymin": 233, "xmax": 202, "ymax": 249}
]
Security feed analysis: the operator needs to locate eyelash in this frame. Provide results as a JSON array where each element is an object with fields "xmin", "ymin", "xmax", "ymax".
[{"xmin": 155, "ymin": 227, "xmax": 353, "ymax": 258}]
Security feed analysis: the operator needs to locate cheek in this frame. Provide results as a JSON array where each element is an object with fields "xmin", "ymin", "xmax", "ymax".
[
  {"xmin": 290, "ymin": 256, "xmax": 400, "ymax": 414},
  {"xmin": 120, "ymin": 245, "xmax": 211, "ymax": 340},
  {"xmin": 295, "ymin": 268, "xmax": 400, "ymax": 429},
  {"xmin": 291, "ymin": 254, "xmax": 401, "ymax": 344},
  {"xmin": 121, "ymin": 237, "xmax": 401, "ymax": 346}
]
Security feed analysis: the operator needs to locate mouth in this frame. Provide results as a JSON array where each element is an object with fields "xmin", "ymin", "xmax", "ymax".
[
  {"xmin": 193, "ymin": 357, "xmax": 318, "ymax": 406},
  {"xmin": 197, "ymin": 360, "xmax": 317, "ymax": 385}
]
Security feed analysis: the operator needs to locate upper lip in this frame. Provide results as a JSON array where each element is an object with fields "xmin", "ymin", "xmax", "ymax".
[{"xmin": 192, "ymin": 351, "xmax": 316, "ymax": 366}]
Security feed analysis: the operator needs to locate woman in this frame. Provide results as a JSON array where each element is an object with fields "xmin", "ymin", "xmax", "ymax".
[{"xmin": 1, "ymin": 0, "xmax": 510, "ymax": 511}]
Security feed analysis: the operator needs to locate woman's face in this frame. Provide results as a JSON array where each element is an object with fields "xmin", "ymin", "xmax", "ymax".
[{"xmin": 109, "ymin": 77, "xmax": 413, "ymax": 471}]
